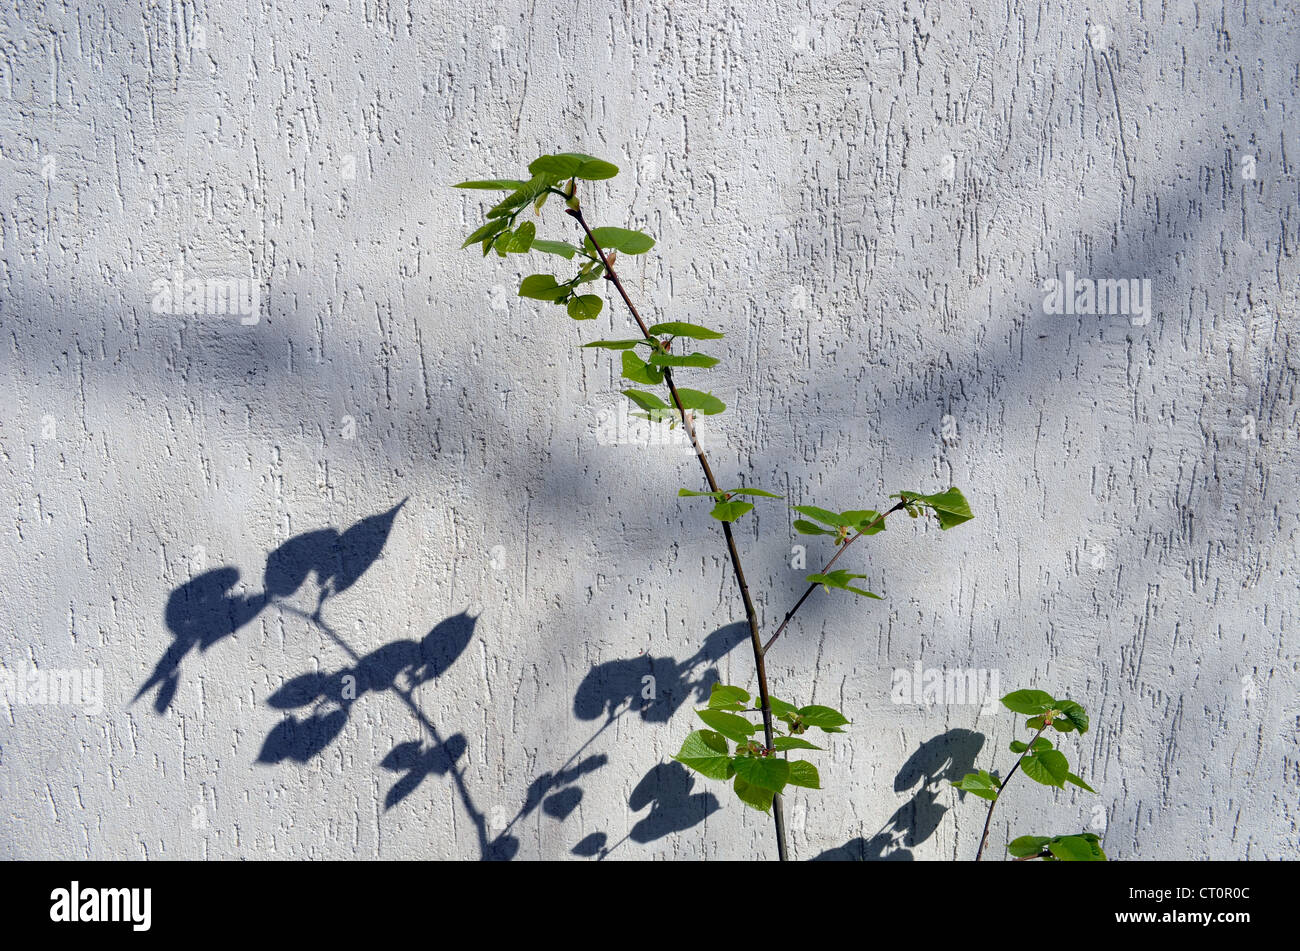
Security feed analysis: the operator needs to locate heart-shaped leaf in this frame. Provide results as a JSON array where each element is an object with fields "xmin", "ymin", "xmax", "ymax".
[
  {"xmin": 696, "ymin": 709, "xmax": 758, "ymax": 743},
  {"xmin": 1021, "ymin": 749, "xmax": 1070, "ymax": 788},
  {"xmin": 731, "ymin": 755, "xmax": 790, "ymax": 793},
  {"xmin": 646, "ymin": 321, "xmax": 724, "ymax": 339},
  {"xmin": 672, "ymin": 730, "xmax": 733, "ymax": 780}
]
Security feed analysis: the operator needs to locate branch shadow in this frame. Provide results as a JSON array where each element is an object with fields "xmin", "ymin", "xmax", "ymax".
[
  {"xmin": 562, "ymin": 622, "xmax": 748, "ymax": 859},
  {"xmin": 139, "ymin": 501, "xmax": 504, "ymax": 857},
  {"xmin": 137, "ymin": 499, "xmax": 408, "ymax": 714},
  {"xmin": 811, "ymin": 727, "xmax": 984, "ymax": 861}
]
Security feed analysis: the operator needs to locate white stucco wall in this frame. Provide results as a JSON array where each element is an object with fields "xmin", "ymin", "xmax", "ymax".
[{"xmin": 1, "ymin": 0, "xmax": 1297, "ymax": 860}]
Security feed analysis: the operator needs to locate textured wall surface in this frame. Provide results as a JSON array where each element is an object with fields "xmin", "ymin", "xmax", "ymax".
[{"xmin": 1, "ymin": 0, "xmax": 1297, "ymax": 861}]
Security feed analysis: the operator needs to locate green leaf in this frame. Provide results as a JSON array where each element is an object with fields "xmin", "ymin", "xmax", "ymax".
[
  {"xmin": 620, "ymin": 351, "xmax": 664, "ymax": 384},
  {"xmin": 674, "ymin": 388, "xmax": 726, "ymax": 415},
  {"xmin": 840, "ymin": 510, "xmax": 887, "ymax": 534},
  {"xmin": 1021, "ymin": 749, "xmax": 1070, "ymax": 788},
  {"xmin": 766, "ymin": 697, "xmax": 798, "ymax": 719},
  {"xmin": 793, "ymin": 519, "xmax": 834, "ymax": 536},
  {"xmin": 1066, "ymin": 772, "xmax": 1096, "ymax": 794},
  {"xmin": 923, "ymin": 486, "xmax": 975, "ymax": 528},
  {"xmin": 791, "ymin": 505, "xmax": 846, "ymax": 527},
  {"xmin": 528, "ymin": 153, "xmax": 618, "ymax": 181},
  {"xmin": 518, "ymin": 274, "xmax": 569, "ymax": 301},
  {"xmin": 573, "ymin": 159, "xmax": 619, "ymax": 180},
  {"xmin": 646, "ymin": 321, "xmax": 725, "ymax": 340},
  {"xmin": 679, "ymin": 487, "xmax": 782, "ymax": 521},
  {"xmin": 893, "ymin": 487, "xmax": 974, "ymax": 530},
  {"xmin": 647, "ymin": 352, "xmax": 720, "ymax": 368},
  {"xmin": 806, "ymin": 570, "xmax": 881, "ymax": 599},
  {"xmin": 1047, "ymin": 834, "xmax": 1107, "ymax": 861},
  {"xmin": 672, "ymin": 730, "xmax": 733, "ymax": 780},
  {"xmin": 733, "ymin": 775, "xmax": 775, "ymax": 812},
  {"xmin": 1000, "ymin": 690, "xmax": 1057, "ymax": 715},
  {"xmin": 530, "ymin": 239, "xmax": 583, "ymax": 259},
  {"xmin": 583, "ymin": 339, "xmax": 644, "ymax": 350},
  {"xmin": 1014, "ymin": 736, "xmax": 1054, "ymax": 753},
  {"xmin": 497, "ymin": 220, "xmax": 536, "ymax": 253},
  {"xmin": 731, "ymin": 756, "xmax": 790, "ymax": 794},
  {"xmin": 710, "ymin": 500, "xmax": 755, "ymax": 522},
  {"xmin": 1055, "ymin": 700, "xmax": 1090, "ymax": 734},
  {"xmin": 488, "ymin": 172, "xmax": 558, "ymax": 217},
  {"xmin": 696, "ymin": 709, "xmax": 758, "ymax": 743},
  {"xmin": 771, "ymin": 736, "xmax": 822, "ymax": 751},
  {"xmin": 797, "ymin": 705, "xmax": 850, "ymax": 731},
  {"xmin": 1007, "ymin": 835, "xmax": 1052, "ymax": 858},
  {"xmin": 454, "ymin": 179, "xmax": 527, "ymax": 190},
  {"xmin": 707, "ymin": 684, "xmax": 751, "ymax": 711},
  {"xmin": 572, "ymin": 262, "xmax": 605, "ymax": 285},
  {"xmin": 953, "ymin": 770, "xmax": 1001, "ymax": 801},
  {"xmin": 584, "ymin": 226, "xmax": 655, "ymax": 255},
  {"xmin": 787, "ymin": 760, "xmax": 821, "ymax": 789},
  {"xmin": 622, "ymin": 389, "xmax": 669, "ymax": 412},
  {"xmin": 461, "ymin": 217, "xmax": 510, "ymax": 249},
  {"xmin": 1026, "ymin": 715, "xmax": 1047, "ymax": 731}
]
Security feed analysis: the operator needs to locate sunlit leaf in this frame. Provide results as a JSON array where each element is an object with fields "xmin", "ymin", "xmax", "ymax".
[
  {"xmin": 1001, "ymin": 690, "xmax": 1057, "ymax": 715},
  {"xmin": 674, "ymin": 388, "xmax": 725, "ymax": 415},
  {"xmin": 531, "ymin": 239, "xmax": 583, "ymax": 259},
  {"xmin": 733, "ymin": 775, "xmax": 774, "ymax": 812},
  {"xmin": 461, "ymin": 217, "xmax": 510, "ymax": 249},
  {"xmin": 806, "ymin": 570, "xmax": 881, "ymax": 599},
  {"xmin": 519, "ymin": 274, "xmax": 569, "ymax": 301},
  {"xmin": 647, "ymin": 321, "xmax": 724, "ymax": 339},
  {"xmin": 583, "ymin": 226, "xmax": 655, "ymax": 255},
  {"xmin": 787, "ymin": 760, "xmax": 821, "ymax": 789},
  {"xmin": 708, "ymin": 684, "xmax": 751, "ymax": 711},
  {"xmin": 710, "ymin": 500, "xmax": 754, "ymax": 522},
  {"xmin": 622, "ymin": 389, "xmax": 669, "ymax": 412},
  {"xmin": 454, "ymin": 179, "xmax": 527, "ymax": 190},
  {"xmin": 566, "ymin": 294, "xmax": 603, "ymax": 320},
  {"xmin": 953, "ymin": 770, "xmax": 1002, "ymax": 801},
  {"xmin": 529, "ymin": 153, "xmax": 619, "ymax": 181},
  {"xmin": 1021, "ymin": 749, "xmax": 1070, "ymax": 788},
  {"xmin": 647, "ymin": 352, "xmax": 720, "ymax": 368},
  {"xmin": 621, "ymin": 351, "xmax": 664, "ymax": 384},
  {"xmin": 696, "ymin": 709, "xmax": 758, "ymax": 743},
  {"xmin": 892, "ymin": 487, "xmax": 974, "ymax": 530},
  {"xmin": 731, "ymin": 755, "xmax": 790, "ymax": 794},
  {"xmin": 672, "ymin": 730, "xmax": 733, "ymax": 780}
]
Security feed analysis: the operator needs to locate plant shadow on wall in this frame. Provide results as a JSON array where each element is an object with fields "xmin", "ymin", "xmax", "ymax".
[
  {"xmin": 434, "ymin": 622, "xmax": 748, "ymax": 860},
  {"xmin": 811, "ymin": 728, "xmax": 985, "ymax": 860},
  {"xmin": 137, "ymin": 501, "xmax": 519, "ymax": 860},
  {"xmin": 565, "ymin": 623, "xmax": 750, "ymax": 859}
]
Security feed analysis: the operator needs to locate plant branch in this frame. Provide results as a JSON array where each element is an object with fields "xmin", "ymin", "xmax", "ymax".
[
  {"xmin": 566, "ymin": 204, "xmax": 788, "ymax": 861},
  {"xmin": 975, "ymin": 724, "xmax": 1048, "ymax": 861},
  {"xmin": 761, "ymin": 501, "xmax": 907, "ymax": 656},
  {"xmin": 275, "ymin": 601, "xmax": 492, "ymax": 859}
]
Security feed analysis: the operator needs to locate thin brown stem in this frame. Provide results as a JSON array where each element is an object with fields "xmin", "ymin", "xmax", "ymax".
[
  {"xmin": 761, "ymin": 501, "xmax": 907, "ymax": 655},
  {"xmin": 975, "ymin": 725, "xmax": 1048, "ymax": 861},
  {"xmin": 566, "ymin": 205, "xmax": 788, "ymax": 861}
]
